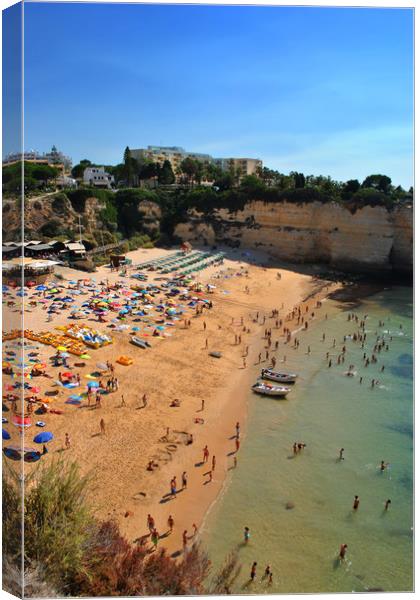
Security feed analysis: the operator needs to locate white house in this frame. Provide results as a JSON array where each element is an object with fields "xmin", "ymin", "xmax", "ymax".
[{"xmin": 83, "ymin": 166, "xmax": 115, "ymax": 189}]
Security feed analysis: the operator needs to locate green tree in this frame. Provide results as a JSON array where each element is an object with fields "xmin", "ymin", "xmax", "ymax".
[
  {"xmin": 362, "ymin": 174, "xmax": 392, "ymax": 194},
  {"xmin": 291, "ymin": 171, "xmax": 306, "ymax": 188},
  {"xmin": 123, "ymin": 146, "xmax": 138, "ymax": 187},
  {"xmin": 180, "ymin": 157, "xmax": 197, "ymax": 187},
  {"xmin": 71, "ymin": 159, "xmax": 92, "ymax": 179},
  {"xmin": 157, "ymin": 159, "xmax": 175, "ymax": 184}
]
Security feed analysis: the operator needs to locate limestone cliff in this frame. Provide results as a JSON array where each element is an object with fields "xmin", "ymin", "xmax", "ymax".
[
  {"xmin": 174, "ymin": 201, "xmax": 413, "ymax": 275},
  {"xmin": 2, "ymin": 194, "xmax": 107, "ymax": 241}
]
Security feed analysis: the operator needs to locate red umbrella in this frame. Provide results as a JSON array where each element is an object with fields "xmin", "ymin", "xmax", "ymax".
[{"xmin": 12, "ymin": 414, "xmax": 32, "ymax": 428}]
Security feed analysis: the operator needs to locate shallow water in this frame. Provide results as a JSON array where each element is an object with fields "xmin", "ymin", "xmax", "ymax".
[{"xmin": 204, "ymin": 287, "xmax": 413, "ymax": 593}]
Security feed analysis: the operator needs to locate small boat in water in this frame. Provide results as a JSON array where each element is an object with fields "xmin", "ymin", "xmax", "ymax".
[
  {"xmin": 130, "ymin": 336, "xmax": 151, "ymax": 349},
  {"xmin": 251, "ymin": 381, "xmax": 291, "ymax": 398},
  {"xmin": 261, "ymin": 368, "xmax": 297, "ymax": 383}
]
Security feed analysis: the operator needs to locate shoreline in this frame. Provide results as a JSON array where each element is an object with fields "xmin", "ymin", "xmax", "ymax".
[{"xmin": 127, "ymin": 269, "xmax": 344, "ymax": 557}]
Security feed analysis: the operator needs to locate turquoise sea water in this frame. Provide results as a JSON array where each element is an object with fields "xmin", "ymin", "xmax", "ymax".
[{"xmin": 204, "ymin": 287, "xmax": 413, "ymax": 593}]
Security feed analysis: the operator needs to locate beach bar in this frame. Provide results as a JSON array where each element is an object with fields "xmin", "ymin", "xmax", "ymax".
[{"xmin": 2, "ymin": 257, "xmax": 60, "ymax": 285}]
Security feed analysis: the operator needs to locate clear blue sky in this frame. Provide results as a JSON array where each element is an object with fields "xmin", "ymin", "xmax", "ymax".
[{"xmin": 9, "ymin": 3, "xmax": 416, "ymax": 187}]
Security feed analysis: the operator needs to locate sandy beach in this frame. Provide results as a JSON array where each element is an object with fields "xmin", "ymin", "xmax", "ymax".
[{"xmin": 4, "ymin": 246, "xmax": 341, "ymax": 556}]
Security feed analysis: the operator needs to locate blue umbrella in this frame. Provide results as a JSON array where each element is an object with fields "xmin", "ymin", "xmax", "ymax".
[
  {"xmin": 3, "ymin": 447, "xmax": 20, "ymax": 461},
  {"xmin": 2, "ymin": 429, "xmax": 11, "ymax": 440},
  {"xmin": 2, "ymin": 285, "xmax": 9, "ymax": 292},
  {"xmin": 24, "ymin": 451, "xmax": 41, "ymax": 463},
  {"xmin": 87, "ymin": 381, "xmax": 99, "ymax": 388},
  {"xmin": 33, "ymin": 431, "xmax": 54, "ymax": 444},
  {"xmin": 36, "ymin": 285, "xmax": 47, "ymax": 291}
]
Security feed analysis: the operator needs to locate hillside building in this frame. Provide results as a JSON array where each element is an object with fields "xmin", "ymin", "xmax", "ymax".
[
  {"xmin": 83, "ymin": 166, "xmax": 115, "ymax": 189},
  {"xmin": 130, "ymin": 145, "xmax": 262, "ymax": 181}
]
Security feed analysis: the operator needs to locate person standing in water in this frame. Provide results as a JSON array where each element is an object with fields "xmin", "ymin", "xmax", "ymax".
[
  {"xmin": 384, "ymin": 499, "xmax": 392, "ymax": 511},
  {"xmin": 339, "ymin": 448, "xmax": 344, "ymax": 461},
  {"xmin": 339, "ymin": 544, "xmax": 348, "ymax": 560},
  {"xmin": 353, "ymin": 495, "xmax": 360, "ymax": 510}
]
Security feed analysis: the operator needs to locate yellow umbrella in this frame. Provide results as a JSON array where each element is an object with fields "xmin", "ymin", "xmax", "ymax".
[{"xmin": 56, "ymin": 346, "xmax": 67, "ymax": 351}]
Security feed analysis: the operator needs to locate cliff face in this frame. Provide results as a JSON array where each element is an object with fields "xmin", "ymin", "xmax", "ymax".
[
  {"xmin": 2, "ymin": 194, "xmax": 107, "ymax": 241},
  {"xmin": 174, "ymin": 201, "xmax": 413, "ymax": 275}
]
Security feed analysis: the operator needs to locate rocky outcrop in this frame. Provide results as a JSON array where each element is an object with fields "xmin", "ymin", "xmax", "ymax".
[
  {"xmin": 137, "ymin": 200, "xmax": 162, "ymax": 239},
  {"xmin": 2, "ymin": 194, "xmax": 107, "ymax": 241},
  {"xmin": 174, "ymin": 201, "xmax": 413, "ymax": 275}
]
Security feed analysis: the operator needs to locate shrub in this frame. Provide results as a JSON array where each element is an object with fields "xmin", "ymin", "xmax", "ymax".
[
  {"xmin": 4, "ymin": 460, "xmax": 94, "ymax": 591},
  {"xmin": 39, "ymin": 218, "xmax": 70, "ymax": 238},
  {"xmin": 76, "ymin": 520, "xmax": 211, "ymax": 596}
]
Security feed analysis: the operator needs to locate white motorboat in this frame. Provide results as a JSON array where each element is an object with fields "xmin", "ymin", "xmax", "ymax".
[
  {"xmin": 261, "ymin": 368, "xmax": 298, "ymax": 383},
  {"xmin": 251, "ymin": 381, "xmax": 291, "ymax": 398}
]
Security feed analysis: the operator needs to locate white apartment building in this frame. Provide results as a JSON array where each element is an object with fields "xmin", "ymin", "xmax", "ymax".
[{"xmin": 83, "ymin": 166, "xmax": 115, "ymax": 189}]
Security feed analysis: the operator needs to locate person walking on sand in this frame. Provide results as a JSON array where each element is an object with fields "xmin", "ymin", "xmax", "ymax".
[
  {"xmin": 201, "ymin": 399, "xmax": 205, "ymax": 411},
  {"xmin": 212, "ymin": 455, "xmax": 216, "ymax": 471},
  {"xmin": 167, "ymin": 514, "xmax": 174, "ymax": 533},
  {"xmin": 120, "ymin": 394, "xmax": 126, "ymax": 407},
  {"xmin": 182, "ymin": 530, "xmax": 188, "ymax": 551},
  {"xmin": 151, "ymin": 528, "xmax": 159, "ymax": 550},
  {"xmin": 147, "ymin": 514, "xmax": 155, "ymax": 532},
  {"xmin": 182, "ymin": 471, "xmax": 188, "ymax": 489},
  {"xmin": 203, "ymin": 321, "xmax": 206, "ymax": 330},
  {"xmin": 65, "ymin": 433, "xmax": 71, "ymax": 450},
  {"xmin": 205, "ymin": 338, "xmax": 208, "ymax": 349},
  {"xmin": 250, "ymin": 562, "xmax": 257, "ymax": 581},
  {"xmin": 100, "ymin": 418, "xmax": 105, "ymax": 435},
  {"xmin": 203, "ymin": 445, "xmax": 209, "ymax": 463},
  {"xmin": 244, "ymin": 526, "xmax": 250, "ymax": 544}
]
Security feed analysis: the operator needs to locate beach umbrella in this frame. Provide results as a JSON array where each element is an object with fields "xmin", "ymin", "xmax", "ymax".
[
  {"xmin": 2, "ymin": 285, "xmax": 9, "ymax": 292},
  {"xmin": 12, "ymin": 414, "xmax": 32, "ymax": 428},
  {"xmin": 87, "ymin": 381, "xmax": 99, "ymax": 388},
  {"xmin": 2, "ymin": 428, "xmax": 11, "ymax": 440},
  {"xmin": 33, "ymin": 431, "xmax": 54, "ymax": 444},
  {"xmin": 56, "ymin": 346, "xmax": 67, "ymax": 351},
  {"xmin": 3, "ymin": 447, "xmax": 21, "ymax": 461},
  {"xmin": 24, "ymin": 451, "xmax": 41, "ymax": 463},
  {"xmin": 35, "ymin": 285, "xmax": 47, "ymax": 291}
]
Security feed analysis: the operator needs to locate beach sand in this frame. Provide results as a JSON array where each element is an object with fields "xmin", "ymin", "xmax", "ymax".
[{"xmin": 5, "ymin": 247, "xmax": 341, "ymax": 555}]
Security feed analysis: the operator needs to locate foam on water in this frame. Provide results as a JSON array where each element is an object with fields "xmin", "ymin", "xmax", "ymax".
[{"xmin": 204, "ymin": 287, "xmax": 413, "ymax": 593}]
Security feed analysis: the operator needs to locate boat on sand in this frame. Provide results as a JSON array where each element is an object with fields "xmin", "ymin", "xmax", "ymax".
[{"xmin": 251, "ymin": 381, "xmax": 291, "ymax": 397}]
